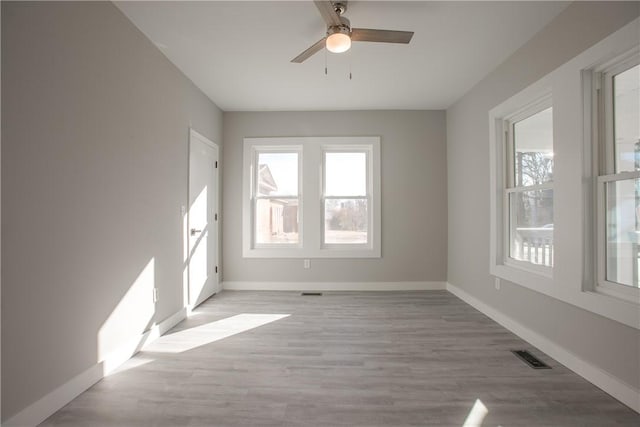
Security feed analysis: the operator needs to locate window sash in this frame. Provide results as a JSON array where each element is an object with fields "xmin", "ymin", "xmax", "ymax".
[
  {"xmin": 322, "ymin": 149, "xmax": 370, "ymax": 197},
  {"xmin": 252, "ymin": 149, "xmax": 301, "ymax": 198},
  {"xmin": 503, "ymin": 184, "xmax": 554, "ymax": 275},
  {"xmin": 598, "ymin": 54, "xmax": 639, "ymax": 175},
  {"xmin": 252, "ymin": 196, "xmax": 301, "ymax": 248},
  {"xmin": 321, "ymin": 196, "xmax": 371, "ymax": 247},
  {"xmin": 595, "ymin": 171, "xmax": 640, "ymax": 300},
  {"xmin": 505, "ymin": 97, "xmax": 554, "ymax": 189}
]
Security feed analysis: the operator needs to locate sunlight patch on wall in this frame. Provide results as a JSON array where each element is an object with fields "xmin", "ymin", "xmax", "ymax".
[
  {"xmin": 97, "ymin": 258, "xmax": 156, "ymax": 364},
  {"xmin": 189, "ymin": 185, "xmax": 207, "ymax": 254},
  {"xmin": 142, "ymin": 313, "xmax": 290, "ymax": 353},
  {"xmin": 187, "ymin": 185, "xmax": 209, "ymax": 307}
]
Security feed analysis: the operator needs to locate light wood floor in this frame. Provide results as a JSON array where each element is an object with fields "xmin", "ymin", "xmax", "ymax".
[{"xmin": 42, "ymin": 291, "xmax": 639, "ymax": 426}]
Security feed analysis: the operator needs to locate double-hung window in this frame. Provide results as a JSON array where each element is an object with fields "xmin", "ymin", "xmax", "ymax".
[
  {"xmin": 490, "ymin": 89, "xmax": 554, "ymax": 288},
  {"xmin": 243, "ymin": 137, "xmax": 381, "ymax": 258},
  {"xmin": 322, "ymin": 148, "xmax": 371, "ymax": 247},
  {"xmin": 505, "ymin": 99, "xmax": 554, "ymax": 272},
  {"xmin": 591, "ymin": 50, "xmax": 640, "ymax": 301}
]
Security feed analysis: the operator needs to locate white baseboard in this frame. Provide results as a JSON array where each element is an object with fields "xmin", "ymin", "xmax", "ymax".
[
  {"xmin": 2, "ymin": 362, "xmax": 104, "ymax": 427},
  {"xmin": 222, "ymin": 281, "xmax": 446, "ymax": 292},
  {"xmin": 446, "ymin": 282, "xmax": 640, "ymax": 414},
  {"xmin": 102, "ymin": 307, "xmax": 187, "ymax": 374},
  {"xmin": 3, "ymin": 308, "xmax": 187, "ymax": 427},
  {"xmin": 140, "ymin": 307, "xmax": 187, "ymax": 351}
]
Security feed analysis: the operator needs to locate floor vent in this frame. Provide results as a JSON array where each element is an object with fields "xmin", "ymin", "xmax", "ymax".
[
  {"xmin": 301, "ymin": 292, "xmax": 322, "ymax": 296},
  {"xmin": 512, "ymin": 350, "xmax": 551, "ymax": 369}
]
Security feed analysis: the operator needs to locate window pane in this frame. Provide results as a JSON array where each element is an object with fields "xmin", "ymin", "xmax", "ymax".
[
  {"xmin": 325, "ymin": 152, "xmax": 367, "ymax": 196},
  {"xmin": 605, "ymin": 178, "xmax": 640, "ymax": 288},
  {"xmin": 613, "ymin": 64, "xmax": 640, "ymax": 173},
  {"xmin": 257, "ymin": 152, "xmax": 298, "ymax": 196},
  {"xmin": 324, "ymin": 199, "xmax": 368, "ymax": 244},
  {"xmin": 255, "ymin": 198, "xmax": 299, "ymax": 244},
  {"xmin": 513, "ymin": 107, "xmax": 554, "ymax": 186},
  {"xmin": 509, "ymin": 189, "xmax": 554, "ymax": 266}
]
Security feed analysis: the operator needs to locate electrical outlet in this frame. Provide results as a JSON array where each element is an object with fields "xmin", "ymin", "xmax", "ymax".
[
  {"xmin": 153, "ymin": 288, "xmax": 159, "ymax": 302},
  {"xmin": 304, "ymin": 259, "xmax": 310, "ymax": 269},
  {"xmin": 494, "ymin": 278, "xmax": 501, "ymax": 290}
]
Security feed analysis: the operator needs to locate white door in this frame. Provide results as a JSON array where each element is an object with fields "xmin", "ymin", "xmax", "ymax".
[{"xmin": 188, "ymin": 130, "xmax": 220, "ymax": 308}]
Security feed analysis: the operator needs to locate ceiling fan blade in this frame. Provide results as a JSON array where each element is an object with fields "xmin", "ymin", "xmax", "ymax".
[
  {"xmin": 314, "ymin": 1, "xmax": 342, "ymax": 27},
  {"xmin": 291, "ymin": 38, "xmax": 326, "ymax": 63},
  {"xmin": 351, "ymin": 28, "xmax": 414, "ymax": 44}
]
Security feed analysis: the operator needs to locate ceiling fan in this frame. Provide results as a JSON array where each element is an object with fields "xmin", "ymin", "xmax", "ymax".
[{"xmin": 291, "ymin": 0, "xmax": 414, "ymax": 63}]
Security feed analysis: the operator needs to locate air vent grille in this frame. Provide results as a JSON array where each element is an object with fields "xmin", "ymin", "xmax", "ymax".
[{"xmin": 512, "ymin": 350, "xmax": 551, "ymax": 369}]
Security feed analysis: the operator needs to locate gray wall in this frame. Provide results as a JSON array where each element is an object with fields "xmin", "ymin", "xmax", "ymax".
[
  {"xmin": 222, "ymin": 111, "xmax": 447, "ymax": 283},
  {"xmin": 447, "ymin": 1, "xmax": 640, "ymax": 392},
  {"xmin": 1, "ymin": 1, "xmax": 222, "ymax": 420}
]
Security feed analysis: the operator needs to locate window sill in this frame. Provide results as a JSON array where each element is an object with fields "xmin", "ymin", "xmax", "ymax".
[
  {"xmin": 595, "ymin": 282, "xmax": 640, "ymax": 305},
  {"xmin": 491, "ymin": 263, "xmax": 639, "ymax": 330},
  {"xmin": 491, "ymin": 263, "xmax": 554, "ymax": 295}
]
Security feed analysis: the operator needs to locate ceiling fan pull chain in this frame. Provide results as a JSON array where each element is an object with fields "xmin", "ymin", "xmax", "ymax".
[
  {"xmin": 324, "ymin": 48, "xmax": 328, "ymax": 75},
  {"xmin": 349, "ymin": 52, "xmax": 352, "ymax": 80}
]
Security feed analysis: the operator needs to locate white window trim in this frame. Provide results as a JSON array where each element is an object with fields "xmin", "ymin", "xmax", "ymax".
[
  {"xmin": 243, "ymin": 136, "xmax": 381, "ymax": 258},
  {"xmin": 490, "ymin": 85, "xmax": 554, "ymax": 294},
  {"xmin": 587, "ymin": 48, "xmax": 640, "ymax": 304}
]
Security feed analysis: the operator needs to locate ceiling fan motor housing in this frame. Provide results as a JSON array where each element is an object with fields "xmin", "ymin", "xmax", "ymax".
[{"xmin": 327, "ymin": 16, "xmax": 351, "ymax": 37}]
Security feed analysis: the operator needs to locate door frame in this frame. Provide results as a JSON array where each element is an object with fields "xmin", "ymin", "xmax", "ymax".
[{"xmin": 187, "ymin": 128, "xmax": 220, "ymax": 308}]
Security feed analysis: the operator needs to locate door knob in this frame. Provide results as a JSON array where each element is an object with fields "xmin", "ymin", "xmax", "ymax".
[{"xmin": 190, "ymin": 228, "xmax": 202, "ymax": 236}]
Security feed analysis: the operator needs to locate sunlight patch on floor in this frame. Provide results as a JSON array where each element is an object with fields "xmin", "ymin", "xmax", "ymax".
[
  {"xmin": 462, "ymin": 398, "xmax": 488, "ymax": 427},
  {"xmin": 142, "ymin": 313, "xmax": 290, "ymax": 353},
  {"xmin": 107, "ymin": 357, "xmax": 155, "ymax": 376}
]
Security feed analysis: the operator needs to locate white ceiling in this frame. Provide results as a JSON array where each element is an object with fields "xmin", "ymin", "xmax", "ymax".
[{"xmin": 115, "ymin": 1, "xmax": 569, "ymax": 111}]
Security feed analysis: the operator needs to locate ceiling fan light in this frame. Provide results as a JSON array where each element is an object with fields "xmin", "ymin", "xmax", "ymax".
[{"xmin": 326, "ymin": 32, "xmax": 351, "ymax": 53}]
